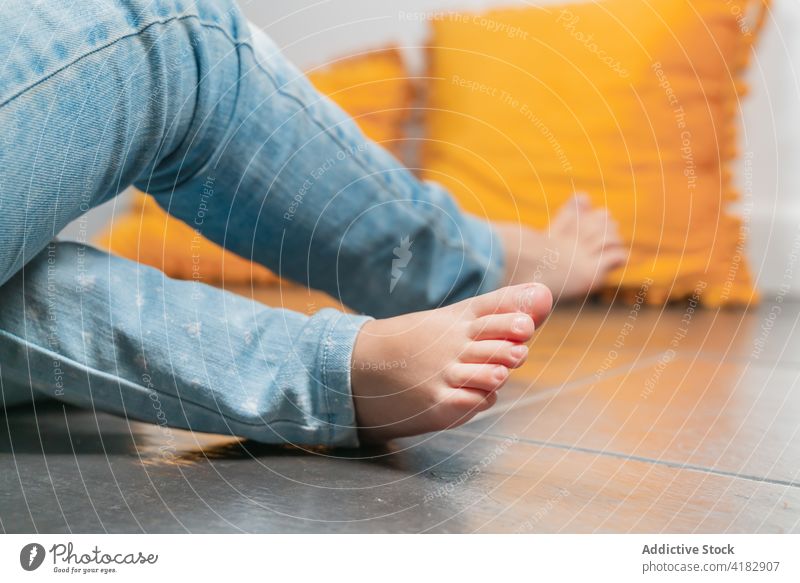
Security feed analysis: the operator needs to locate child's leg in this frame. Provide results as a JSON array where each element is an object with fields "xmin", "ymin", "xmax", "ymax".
[
  {"xmin": 0, "ymin": 241, "xmax": 550, "ymax": 445},
  {"xmin": 138, "ymin": 20, "xmax": 509, "ymax": 317},
  {"xmin": 0, "ymin": 242, "xmax": 369, "ymax": 446},
  {"xmin": 0, "ymin": 0, "xmax": 553, "ymax": 443}
]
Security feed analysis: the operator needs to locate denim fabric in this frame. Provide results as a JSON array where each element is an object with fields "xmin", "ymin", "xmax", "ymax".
[{"xmin": 0, "ymin": 0, "xmax": 504, "ymax": 446}]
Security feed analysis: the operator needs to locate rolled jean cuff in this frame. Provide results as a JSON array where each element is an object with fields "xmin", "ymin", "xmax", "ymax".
[{"xmin": 316, "ymin": 309, "xmax": 374, "ymax": 448}]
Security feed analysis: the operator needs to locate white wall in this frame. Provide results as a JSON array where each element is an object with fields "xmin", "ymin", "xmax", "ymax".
[{"xmin": 738, "ymin": 0, "xmax": 800, "ymax": 299}]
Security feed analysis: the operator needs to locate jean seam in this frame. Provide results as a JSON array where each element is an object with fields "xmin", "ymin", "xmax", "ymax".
[
  {"xmin": 2, "ymin": 14, "xmax": 174, "ymax": 109},
  {"xmin": 0, "ymin": 327, "xmax": 310, "ymax": 430},
  {"xmin": 270, "ymin": 311, "xmax": 337, "ymax": 444},
  {"xmin": 320, "ymin": 314, "xmax": 337, "ymax": 444}
]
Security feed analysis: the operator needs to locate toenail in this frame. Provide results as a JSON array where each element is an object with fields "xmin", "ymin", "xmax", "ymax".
[
  {"xmin": 513, "ymin": 315, "xmax": 530, "ymax": 333},
  {"xmin": 519, "ymin": 285, "xmax": 539, "ymax": 314},
  {"xmin": 511, "ymin": 345, "xmax": 528, "ymax": 359},
  {"xmin": 494, "ymin": 367, "xmax": 508, "ymax": 381}
]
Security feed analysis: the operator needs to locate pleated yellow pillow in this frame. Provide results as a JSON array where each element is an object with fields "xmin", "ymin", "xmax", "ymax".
[
  {"xmin": 97, "ymin": 47, "xmax": 412, "ymax": 285},
  {"xmin": 421, "ymin": 0, "xmax": 767, "ymax": 305}
]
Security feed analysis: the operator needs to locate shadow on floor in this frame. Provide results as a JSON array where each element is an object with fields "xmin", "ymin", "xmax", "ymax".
[{"xmin": 0, "ymin": 400, "xmax": 391, "ymax": 462}]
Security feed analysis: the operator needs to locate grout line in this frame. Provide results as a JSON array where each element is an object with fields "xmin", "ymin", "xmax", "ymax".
[
  {"xmin": 686, "ymin": 349, "xmax": 800, "ymax": 370},
  {"xmin": 456, "ymin": 430, "xmax": 800, "ymax": 490}
]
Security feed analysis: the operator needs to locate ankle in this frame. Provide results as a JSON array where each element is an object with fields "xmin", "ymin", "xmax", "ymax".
[{"xmin": 350, "ymin": 319, "xmax": 396, "ymax": 399}]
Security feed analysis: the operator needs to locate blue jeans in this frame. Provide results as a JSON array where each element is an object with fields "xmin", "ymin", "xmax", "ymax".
[{"xmin": 0, "ymin": 0, "xmax": 504, "ymax": 447}]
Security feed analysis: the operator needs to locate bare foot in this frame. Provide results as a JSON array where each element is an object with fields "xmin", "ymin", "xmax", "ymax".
[
  {"xmin": 494, "ymin": 194, "xmax": 628, "ymax": 301},
  {"xmin": 351, "ymin": 283, "xmax": 553, "ymax": 443}
]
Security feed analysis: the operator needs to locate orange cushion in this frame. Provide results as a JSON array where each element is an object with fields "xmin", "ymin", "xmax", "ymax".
[
  {"xmin": 308, "ymin": 47, "xmax": 413, "ymax": 153},
  {"xmin": 420, "ymin": 0, "xmax": 767, "ymax": 306},
  {"xmin": 96, "ymin": 47, "xmax": 412, "ymax": 285}
]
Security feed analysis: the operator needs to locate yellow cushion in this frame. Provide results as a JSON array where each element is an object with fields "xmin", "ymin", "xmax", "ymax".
[
  {"xmin": 308, "ymin": 47, "xmax": 413, "ymax": 153},
  {"xmin": 96, "ymin": 47, "xmax": 412, "ymax": 285},
  {"xmin": 420, "ymin": 0, "xmax": 767, "ymax": 306}
]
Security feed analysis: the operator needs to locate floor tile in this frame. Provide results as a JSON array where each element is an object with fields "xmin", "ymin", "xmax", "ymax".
[
  {"xmin": 3, "ymin": 405, "xmax": 797, "ymax": 533},
  {"xmin": 466, "ymin": 357, "xmax": 800, "ymax": 486}
]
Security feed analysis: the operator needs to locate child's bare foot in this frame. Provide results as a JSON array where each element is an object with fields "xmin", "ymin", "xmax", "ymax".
[
  {"xmin": 494, "ymin": 194, "xmax": 628, "ymax": 301},
  {"xmin": 350, "ymin": 283, "xmax": 553, "ymax": 443}
]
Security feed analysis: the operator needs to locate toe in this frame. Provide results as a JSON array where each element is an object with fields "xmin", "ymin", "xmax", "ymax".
[
  {"xmin": 600, "ymin": 247, "xmax": 628, "ymax": 271},
  {"xmin": 469, "ymin": 312, "xmax": 535, "ymax": 341},
  {"xmin": 552, "ymin": 196, "xmax": 581, "ymax": 231},
  {"xmin": 584, "ymin": 229, "xmax": 612, "ymax": 253},
  {"xmin": 573, "ymin": 192, "xmax": 593, "ymax": 211},
  {"xmin": 582, "ymin": 209, "xmax": 612, "ymax": 233},
  {"xmin": 469, "ymin": 283, "xmax": 552, "ymax": 325},
  {"xmin": 460, "ymin": 340, "xmax": 529, "ymax": 368},
  {"xmin": 446, "ymin": 363, "xmax": 510, "ymax": 392},
  {"xmin": 604, "ymin": 223, "xmax": 623, "ymax": 248},
  {"xmin": 581, "ymin": 212, "xmax": 622, "ymax": 252},
  {"xmin": 449, "ymin": 388, "xmax": 498, "ymax": 414}
]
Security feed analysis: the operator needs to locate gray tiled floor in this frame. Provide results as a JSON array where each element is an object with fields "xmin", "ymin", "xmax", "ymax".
[{"xmin": 2, "ymin": 293, "xmax": 799, "ymax": 533}]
